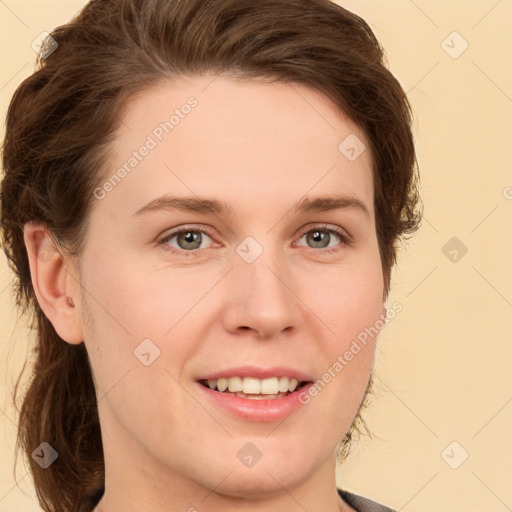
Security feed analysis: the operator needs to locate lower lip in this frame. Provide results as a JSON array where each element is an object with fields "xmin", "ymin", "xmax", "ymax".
[{"xmin": 196, "ymin": 382, "xmax": 314, "ymax": 422}]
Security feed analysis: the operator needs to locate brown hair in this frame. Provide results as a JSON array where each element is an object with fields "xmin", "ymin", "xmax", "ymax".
[{"xmin": 0, "ymin": 0, "xmax": 421, "ymax": 510}]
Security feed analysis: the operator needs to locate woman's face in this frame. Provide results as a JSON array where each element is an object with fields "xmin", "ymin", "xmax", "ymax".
[{"xmin": 77, "ymin": 75, "xmax": 384, "ymax": 503}]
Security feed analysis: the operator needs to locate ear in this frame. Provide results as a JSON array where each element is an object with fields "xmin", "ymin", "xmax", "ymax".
[{"xmin": 23, "ymin": 221, "xmax": 84, "ymax": 345}]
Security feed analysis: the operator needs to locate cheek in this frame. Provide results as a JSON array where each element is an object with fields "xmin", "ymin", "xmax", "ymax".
[
  {"xmin": 304, "ymin": 255, "xmax": 383, "ymax": 398},
  {"xmin": 81, "ymin": 251, "xmax": 195, "ymax": 339},
  {"xmin": 308, "ymin": 258, "xmax": 384, "ymax": 344},
  {"xmin": 79, "ymin": 252, "xmax": 211, "ymax": 397}
]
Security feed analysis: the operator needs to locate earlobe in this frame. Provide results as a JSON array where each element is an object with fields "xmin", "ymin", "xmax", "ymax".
[{"xmin": 23, "ymin": 221, "xmax": 84, "ymax": 345}]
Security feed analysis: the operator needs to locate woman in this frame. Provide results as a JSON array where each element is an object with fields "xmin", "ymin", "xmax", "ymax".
[{"xmin": 0, "ymin": 0, "xmax": 421, "ymax": 511}]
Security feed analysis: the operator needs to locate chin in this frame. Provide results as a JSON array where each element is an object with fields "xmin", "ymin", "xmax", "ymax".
[
  {"xmin": 199, "ymin": 445, "xmax": 317, "ymax": 499},
  {"xmin": 210, "ymin": 468, "xmax": 308, "ymax": 500}
]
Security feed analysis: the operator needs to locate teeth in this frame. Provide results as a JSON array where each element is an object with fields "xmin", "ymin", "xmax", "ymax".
[
  {"xmin": 277, "ymin": 376, "xmax": 289, "ymax": 392},
  {"xmin": 242, "ymin": 377, "xmax": 261, "ymax": 394},
  {"xmin": 260, "ymin": 377, "xmax": 278, "ymax": 394},
  {"xmin": 288, "ymin": 378, "xmax": 298, "ymax": 392},
  {"xmin": 234, "ymin": 392, "xmax": 286, "ymax": 400},
  {"xmin": 227, "ymin": 376, "xmax": 242, "ymax": 392},
  {"xmin": 203, "ymin": 376, "xmax": 303, "ymax": 394},
  {"xmin": 217, "ymin": 378, "xmax": 228, "ymax": 392}
]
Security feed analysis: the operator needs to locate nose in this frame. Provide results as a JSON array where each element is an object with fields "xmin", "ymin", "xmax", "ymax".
[{"xmin": 222, "ymin": 246, "xmax": 305, "ymax": 340}]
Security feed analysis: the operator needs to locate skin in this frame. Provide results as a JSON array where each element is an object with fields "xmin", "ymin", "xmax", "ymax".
[{"xmin": 24, "ymin": 75, "xmax": 385, "ymax": 512}]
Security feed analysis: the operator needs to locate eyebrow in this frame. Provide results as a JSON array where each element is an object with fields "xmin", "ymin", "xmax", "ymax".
[{"xmin": 132, "ymin": 194, "xmax": 370, "ymax": 219}]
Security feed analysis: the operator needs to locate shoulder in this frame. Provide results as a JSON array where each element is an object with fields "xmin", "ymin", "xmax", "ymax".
[{"xmin": 338, "ymin": 488, "xmax": 397, "ymax": 512}]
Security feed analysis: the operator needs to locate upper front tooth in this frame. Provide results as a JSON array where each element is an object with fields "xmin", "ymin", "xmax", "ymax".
[
  {"xmin": 260, "ymin": 377, "xmax": 279, "ymax": 394},
  {"xmin": 242, "ymin": 377, "xmax": 261, "ymax": 394},
  {"xmin": 227, "ymin": 376, "xmax": 242, "ymax": 392}
]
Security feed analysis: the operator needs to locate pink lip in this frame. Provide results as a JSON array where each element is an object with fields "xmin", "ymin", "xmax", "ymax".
[
  {"xmin": 196, "ymin": 381, "xmax": 314, "ymax": 422},
  {"xmin": 196, "ymin": 365, "xmax": 315, "ymax": 381}
]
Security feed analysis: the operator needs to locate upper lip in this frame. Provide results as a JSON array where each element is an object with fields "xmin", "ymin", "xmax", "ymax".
[{"xmin": 196, "ymin": 365, "xmax": 314, "ymax": 382}]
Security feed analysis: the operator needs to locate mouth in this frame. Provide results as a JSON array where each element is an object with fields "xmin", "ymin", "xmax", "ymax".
[
  {"xmin": 195, "ymin": 366, "xmax": 315, "ymax": 421},
  {"xmin": 197, "ymin": 376, "xmax": 312, "ymax": 400}
]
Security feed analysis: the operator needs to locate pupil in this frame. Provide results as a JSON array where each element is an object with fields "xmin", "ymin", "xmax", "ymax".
[
  {"xmin": 180, "ymin": 231, "xmax": 200, "ymax": 249},
  {"xmin": 309, "ymin": 230, "xmax": 328, "ymax": 248}
]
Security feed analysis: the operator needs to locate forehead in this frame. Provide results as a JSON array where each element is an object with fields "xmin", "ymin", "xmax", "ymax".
[{"xmin": 95, "ymin": 75, "xmax": 374, "ymax": 221}]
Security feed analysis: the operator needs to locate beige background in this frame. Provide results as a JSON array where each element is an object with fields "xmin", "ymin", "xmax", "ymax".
[{"xmin": 1, "ymin": 1, "xmax": 511, "ymax": 511}]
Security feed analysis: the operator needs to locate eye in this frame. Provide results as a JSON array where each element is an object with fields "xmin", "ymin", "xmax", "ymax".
[
  {"xmin": 295, "ymin": 224, "xmax": 351, "ymax": 254},
  {"xmin": 158, "ymin": 226, "xmax": 216, "ymax": 256},
  {"xmin": 157, "ymin": 223, "xmax": 351, "ymax": 257}
]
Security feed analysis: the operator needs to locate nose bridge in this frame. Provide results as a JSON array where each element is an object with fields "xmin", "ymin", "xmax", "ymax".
[
  {"xmin": 225, "ymin": 237, "xmax": 303, "ymax": 338},
  {"xmin": 246, "ymin": 249, "xmax": 289, "ymax": 304}
]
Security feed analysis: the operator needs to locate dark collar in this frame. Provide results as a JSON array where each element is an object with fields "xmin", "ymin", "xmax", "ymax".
[{"xmin": 338, "ymin": 488, "xmax": 397, "ymax": 512}]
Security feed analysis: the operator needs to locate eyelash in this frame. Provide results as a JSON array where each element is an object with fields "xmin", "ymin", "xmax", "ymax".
[{"xmin": 157, "ymin": 223, "xmax": 352, "ymax": 257}]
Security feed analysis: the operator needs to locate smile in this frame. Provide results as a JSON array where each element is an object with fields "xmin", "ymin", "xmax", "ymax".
[{"xmin": 198, "ymin": 376, "xmax": 310, "ymax": 400}]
